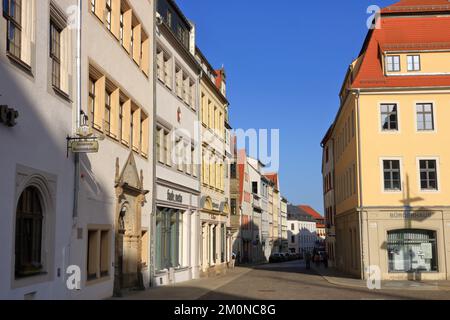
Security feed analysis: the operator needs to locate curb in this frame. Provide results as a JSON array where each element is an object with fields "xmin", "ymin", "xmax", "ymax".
[{"xmin": 313, "ymin": 267, "xmax": 449, "ymax": 292}]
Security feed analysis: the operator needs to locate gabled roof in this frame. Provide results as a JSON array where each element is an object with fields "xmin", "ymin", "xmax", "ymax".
[
  {"xmin": 351, "ymin": 14, "xmax": 450, "ymax": 89},
  {"xmin": 287, "ymin": 205, "xmax": 315, "ymax": 222},
  {"xmin": 298, "ymin": 205, "xmax": 324, "ymax": 221}
]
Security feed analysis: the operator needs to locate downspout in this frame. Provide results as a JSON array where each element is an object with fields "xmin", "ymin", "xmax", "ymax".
[
  {"xmin": 355, "ymin": 89, "xmax": 365, "ymax": 280},
  {"xmin": 150, "ymin": 1, "xmax": 158, "ymax": 288},
  {"xmin": 73, "ymin": 0, "xmax": 82, "ymax": 223}
]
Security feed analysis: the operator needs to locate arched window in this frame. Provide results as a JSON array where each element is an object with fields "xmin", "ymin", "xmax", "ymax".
[{"xmin": 15, "ymin": 186, "xmax": 44, "ymax": 278}]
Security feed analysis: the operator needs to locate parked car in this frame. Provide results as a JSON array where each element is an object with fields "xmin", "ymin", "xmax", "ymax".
[
  {"xmin": 269, "ymin": 253, "xmax": 285, "ymax": 263},
  {"xmin": 287, "ymin": 253, "xmax": 297, "ymax": 261}
]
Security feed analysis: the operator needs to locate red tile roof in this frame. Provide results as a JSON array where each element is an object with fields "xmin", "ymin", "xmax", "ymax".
[
  {"xmin": 382, "ymin": 0, "xmax": 450, "ymax": 14},
  {"xmin": 264, "ymin": 173, "xmax": 279, "ymax": 187},
  {"xmin": 352, "ymin": 14, "xmax": 450, "ymax": 89},
  {"xmin": 298, "ymin": 205, "xmax": 324, "ymax": 220}
]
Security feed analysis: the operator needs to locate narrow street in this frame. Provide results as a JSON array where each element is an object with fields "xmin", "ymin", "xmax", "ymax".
[{"xmin": 121, "ymin": 260, "xmax": 450, "ymax": 300}]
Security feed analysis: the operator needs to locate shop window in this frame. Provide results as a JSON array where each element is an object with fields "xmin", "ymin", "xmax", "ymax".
[
  {"xmin": 155, "ymin": 208, "xmax": 182, "ymax": 271},
  {"xmin": 387, "ymin": 230, "xmax": 438, "ymax": 273}
]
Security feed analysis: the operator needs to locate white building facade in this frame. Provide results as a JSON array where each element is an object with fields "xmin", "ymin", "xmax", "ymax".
[
  {"xmin": 287, "ymin": 205, "xmax": 317, "ymax": 255},
  {"xmin": 153, "ymin": 0, "xmax": 201, "ymax": 286}
]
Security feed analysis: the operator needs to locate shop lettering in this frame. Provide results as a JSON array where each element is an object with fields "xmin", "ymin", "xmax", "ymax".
[
  {"xmin": 167, "ymin": 190, "xmax": 183, "ymax": 203},
  {"xmin": 0, "ymin": 105, "xmax": 19, "ymax": 127},
  {"xmin": 390, "ymin": 212, "xmax": 433, "ymax": 219}
]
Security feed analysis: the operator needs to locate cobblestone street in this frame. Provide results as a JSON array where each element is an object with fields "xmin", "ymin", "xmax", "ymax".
[{"xmin": 120, "ymin": 260, "xmax": 450, "ymax": 300}]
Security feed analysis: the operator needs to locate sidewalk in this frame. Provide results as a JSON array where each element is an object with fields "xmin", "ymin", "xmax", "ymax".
[
  {"xmin": 312, "ymin": 264, "xmax": 450, "ymax": 291},
  {"xmin": 112, "ymin": 266, "xmax": 253, "ymax": 300}
]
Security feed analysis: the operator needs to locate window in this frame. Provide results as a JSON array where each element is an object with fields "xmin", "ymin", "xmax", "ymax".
[
  {"xmin": 388, "ymin": 230, "xmax": 437, "ymax": 273},
  {"xmin": 230, "ymin": 199, "xmax": 237, "ymax": 215},
  {"xmin": 155, "ymin": 209, "xmax": 182, "ymax": 271},
  {"xmin": 4, "ymin": 0, "xmax": 22, "ymax": 59},
  {"xmin": 380, "ymin": 104, "xmax": 398, "ymax": 131},
  {"xmin": 87, "ymin": 229, "xmax": 110, "ymax": 281},
  {"xmin": 105, "ymin": 0, "xmax": 112, "ymax": 30},
  {"xmin": 386, "ymin": 55, "xmax": 400, "ymax": 72},
  {"xmin": 104, "ymin": 90, "xmax": 112, "ymax": 135},
  {"xmin": 383, "ymin": 160, "xmax": 401, "ymax": 191},
  {"xmin": 407, "ymin": 55, "xmax": 420, "ymax": 71},
  {"xmin": 419, "ymin": 160, "xmax": 438, "ymax": 191},
  {"xmin": 15, "ymin": 186, "xmax": 43, "ymax": 278},
  {"xmin": 252, "ymin": 182, "xmax": 258, "ymax": 195},
  {"xmin": 230, "ymin": 163, "xmax": 236, "ymax": 179},
  {"xmin": 89, "ymin": 78, "xmax": 96, "ymax": 127},
  {"xmin": 291, "ymin": 236, "xmax": 295, "ymax": 244},
  {"xmin": 291, "ymin": 224, "xmax": 295, "ymax": 231},
  {"xmin": 118, "ymin": 10, "xmax": 124, "ymax": 43},
  {"xmin": 118, "ymin": 101, "xmax": 124, "ymax": 142},
  {"xmin": 416, "ymin": 103, "xmax": 434, "ymax": 131},
  {"xmin": 91, "ymin": 0, "xmax": 95, "ymax": 13},
  {"xmin": 50, "ymin": 21, "xmax": 61, "ymax": 89}
]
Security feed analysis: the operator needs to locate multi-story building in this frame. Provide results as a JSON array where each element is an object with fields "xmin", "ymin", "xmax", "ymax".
[
  {"xmin": 280, "ymin": 197, "xmax": 288, "ymax": 252},
  {"xmin": 0, "ymin": 0, "xmax": 77, "ymax": 300},
  {"xmin": 265, "ymin": 173, "xmax": 286, "ymax": 252},
  {"xmin": 0, "ymin": 0, "xmax": 155, "ymax": 299},
  {"xmin": 287, "ymin": 205, "xmax": 317, "ymax": 255},
  {"xmin": 298, "ymin": 205, "xmax": 325, "ymax": 251},
  {"xmin": 321, "ymin": 127, "xmax": 336, "ymax": 267},
  {"xmin": 195, "ymin": 47, "xmax": 231, "ymax": 277},
  {"xmin": 77, "ymin": 0, "xmax": 155, "ymax": 298},
  {"xmin": 261, "ymin": 176, "xmax": 271, "ymax": 260},
  {"xmin": 248, "ymin": 157, "xmax": 266, "ymax": 263},
  {"xmin": 235, "ymin": 150, "xmax": 254, "ymax": 264},
  {"xmin": 153, "ymin": 0, "xmax": 201, "ymax": 286},
  {"xmin": 322, "ymin": 0, "xmax": 450, "ymax": 280}
]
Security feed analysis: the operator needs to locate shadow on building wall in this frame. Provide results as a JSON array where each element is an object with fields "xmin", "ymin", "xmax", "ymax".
[{"xmin": 232, "ymin": 220, "xmax": 266, "ymax": 265}]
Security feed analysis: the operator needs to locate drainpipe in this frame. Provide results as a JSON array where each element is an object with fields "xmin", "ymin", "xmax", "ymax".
[
  {"xmin": 354, "ymin": 89, "xmax": 365, "ymax": 280},
  {"xmin": 73, "ymin": 0, "xmax": 82, "ymax": 223},
  {"xmin": 150, "ymin": 0, "xmax": 159, "ymax": 288}
]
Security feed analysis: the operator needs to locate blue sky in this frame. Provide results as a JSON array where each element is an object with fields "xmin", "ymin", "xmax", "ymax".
[{"xmin": 177, "ymin": 0, "xmax": 396, "ymax": 213}]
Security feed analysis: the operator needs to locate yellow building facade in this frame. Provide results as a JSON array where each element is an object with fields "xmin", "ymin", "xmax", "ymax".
[
  {"xmin": 195, "ymin": 49, "xmax": 231, "ymax": 277},
  {"xmin": 324, "ymin": 3, "xmax": 450, "ymax": 281}
]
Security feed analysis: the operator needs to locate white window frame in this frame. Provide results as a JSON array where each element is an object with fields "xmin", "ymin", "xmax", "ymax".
[
  {"xmin": 416, "ymin": 157, "xmax": 440, "ymax": 193},
  {"xmin": 379, "ymin": 157, "xmax": 403, "ymax": 194}
]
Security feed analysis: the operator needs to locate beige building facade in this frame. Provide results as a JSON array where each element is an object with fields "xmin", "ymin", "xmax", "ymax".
[{"xmin": 323, "ymin": 2, "xmax": 450, "ymax": 280}]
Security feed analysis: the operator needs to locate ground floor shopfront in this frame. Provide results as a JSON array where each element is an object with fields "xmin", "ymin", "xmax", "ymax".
[
  {"xmin": 152, "ymin": 183, "xmax": 200, "ymax": 287},
  {"xmin": 199, "ymin": 196, "xmax": 232, "ymax": 277},
  {"xmin": 336, "ymin": 208, "xmax": 450, "ymax": 281}
]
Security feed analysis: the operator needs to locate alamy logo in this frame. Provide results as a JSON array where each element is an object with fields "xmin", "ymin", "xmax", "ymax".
[
  {"xmin": 66, "ymin": 265, "xmax": 81, "ymax": 291},
  {"xmin": 366, "ymin": 265, "xmax": 381, "ymax": 290},
  {"xmin": 367, "ymin": 5, "xmax": 381, "ymax": 30}
]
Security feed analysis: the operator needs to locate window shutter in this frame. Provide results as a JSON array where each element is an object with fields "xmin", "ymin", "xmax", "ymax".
[
  {"xmin": 132, "ymin": 24, "xmax": 141, "ymax": 64},
  {"xmin": 122, "ymin": 9, "xmax": 132, "ymax": 53},
  {"xmin": 111, "ymin": 0, "xmax": 121, "ymax": 39},
  {"xmin": 94, "ymin": 76, "xmax": 106, "ymax": 131},
  {"xmin": 110, "ymin": 89, "xmax": 120, "ymax": 138}
]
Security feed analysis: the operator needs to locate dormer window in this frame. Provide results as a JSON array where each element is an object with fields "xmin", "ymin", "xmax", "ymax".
[
  {"xmin": 386, "ymin": 55, "xmax": 400, "ymax": 72},
  {"xmin": 407, "ymin": 55, "xmax": 420, "ymax": 72}
]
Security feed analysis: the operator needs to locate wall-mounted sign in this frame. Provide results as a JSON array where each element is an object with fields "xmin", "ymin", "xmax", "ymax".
[
  {"xmin": 389, "ymin": 211, "xmax": 433, "ymax": 219},
  {"xmin": 66, "ymin": 125, "xmax": 99, "ymax": 156},
  {"xmin": 0, "ymin": 105, "xmax": 19, "ymax": 127},
  {"xmin": 167, "ymin": 189, "xmax": 183, "ymax": 203},
  {"xmin": 70, "ymin": 140, "xmax": 99, "ymax": 153}
]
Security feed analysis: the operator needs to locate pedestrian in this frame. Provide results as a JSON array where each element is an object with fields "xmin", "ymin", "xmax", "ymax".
[
  {"xmin": 314, "ymin": 254, "xmax": 320, "ymax": 267},
  {"xmin": 323, "ymin": 252, "xmax": 329, "ymax": 269},
  {"xmin": 305, "ymin": 252, "xmax": 311, "ymax": 270}
]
